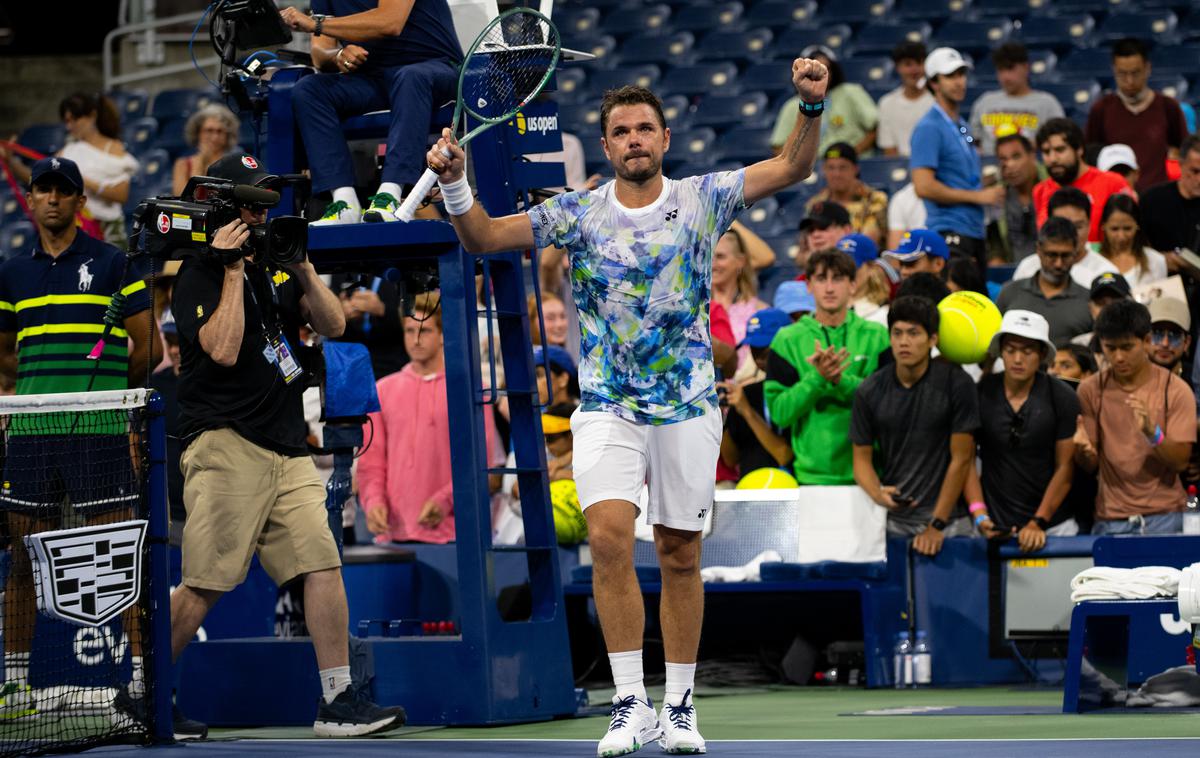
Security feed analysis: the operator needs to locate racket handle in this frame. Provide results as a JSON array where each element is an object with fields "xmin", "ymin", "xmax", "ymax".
[{"xmin": 397, "ymin": 167, "xmax": 441, "ymax": 222}]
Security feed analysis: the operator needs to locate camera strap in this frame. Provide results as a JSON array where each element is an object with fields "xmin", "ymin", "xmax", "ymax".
[{"xmin": 245, "ymin": 269, "xmax": 304, "ymax": 385}]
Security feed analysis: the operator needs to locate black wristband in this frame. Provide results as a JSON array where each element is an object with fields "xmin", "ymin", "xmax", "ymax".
[
  {"xmin": 1033, "ymin": 516, "xmax": 1050, "ymax": 530},
  {"xmin": 313, "ymin": 14, "xmax": 325, "ymax": 36},
  {"xmin": 929, "ymin": 518, "xmax": 948, "ymax": 532},
  {"xmin": 798, "ymin": 99, "xmax": 825, "ymax": 118}
]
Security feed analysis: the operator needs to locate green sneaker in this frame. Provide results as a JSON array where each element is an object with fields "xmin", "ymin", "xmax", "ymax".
[
  {"xmin": 0, "ymin": 682, "xmax": 37, "ymax": 720},
  {"xmin": 311, "ymin": 199, "xmax": 361, "ymax": 226},
  {"xmin": 362, "ymin": 192, "xmax": 400, "ymax": 223}
]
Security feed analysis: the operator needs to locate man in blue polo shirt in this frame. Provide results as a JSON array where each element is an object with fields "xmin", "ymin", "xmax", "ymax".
[
  {"xmin": 910, "ymin": 47, "xmax": 1005, "ymax": 275},
  {"xmin": 0, "ymin": 156, "xmax": 162, "ymax": 723}
]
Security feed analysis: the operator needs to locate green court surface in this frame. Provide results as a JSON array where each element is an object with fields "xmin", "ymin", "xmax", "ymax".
[{"xmin": 208, "ymin": 686, "xmax": 1200, "ymax": 742}]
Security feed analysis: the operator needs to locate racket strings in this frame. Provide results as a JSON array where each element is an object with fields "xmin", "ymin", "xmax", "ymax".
[{"xmin": 463, "ymin": 13, "xmax": 559, "ymax": 122}]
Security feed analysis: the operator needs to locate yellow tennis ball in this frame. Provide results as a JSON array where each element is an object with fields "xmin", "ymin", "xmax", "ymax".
[
  {"xmin": 549, "ymin": 479, "xmax": 588, "ymax": 545},
  {"xmin": 937, "ymin": 291, "xmax": 1002, "ymax": 364},
  {"xmin": 736, "ymin": 467, "xmax": 799, "ymax": 490}
]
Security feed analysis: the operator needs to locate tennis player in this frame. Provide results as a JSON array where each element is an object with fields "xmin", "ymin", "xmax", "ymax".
[{"xmin": 427, "ymin": 57, "xmax": 828, "ymax": 756}]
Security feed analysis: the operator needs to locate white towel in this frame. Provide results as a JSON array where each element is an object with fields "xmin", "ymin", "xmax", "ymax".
[
  {"xmin": 700, "ymin": 550, "xmax": 782, "ymax": 583},
  {"xmin": 1069, "ymin": 566, "xmax": 1182, "ymax": 603}
]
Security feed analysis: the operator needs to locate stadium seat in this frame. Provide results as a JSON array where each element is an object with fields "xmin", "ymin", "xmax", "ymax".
[
  {"xmin": 817, "ymin": 0, "xmax": 895, "ymax": 26},
  {"xmin": 858, "ymin": 157, "xmax": 910, "ymax": 189},
  {"xmin": 1026, "ymin": 0, "xmax": 1125, "ymax": 14},
  {"xmin": 562, "ymin": 35, "xmax": 618, "ymax": 67},
  {"xmin": 551, "ymin": 67, "xmax": 587, "ymax": 105},
  {"xmin": 1096, "ymin": 11, "xmax": 1178, "ymax": 45},
  {"xmin": 670, "ymin": 2, "xmax": 745, "ymax": 34},
  {"xmin": 1013, "ymin": 14, "xmax": 1095, "ymax": 51},
  {"xmin": 586, "ymin": 65, "xmax": 662, "ymax": 95},
  {"xmin": 659, "ymin": 95, "xmax": 694, "ymax": 131},
  {"xmin": 663, "ymin": 128, "xmax": 719, "ymax": 170},
  {"xmin": 1150, "ymin": 43, "xmax": 1200, "ymax": 77},
  {"xmin": 717, "ymin": 125, "xmax": 774, "ymax": 163},
  {"xmin": 557, "ymin": 6, "xmax": 601, "ymax": 38},
  {"xmin": 1150, "ymin": 74, "xmax": 1189, "ymax": 103},
  {"xmin": 17, "ymin": 123, "xmax": 66, "ymax": 158},
  {"xmin": 151, "ymin": 117, "xmax": 190, "ymax": 159},
  {"xmin": 847, "ymin": 22, "xmax": 931, "ymax": 56},
  {"xmin": 971, "ymin": 0, "xmax": 1033, "ymax": 18},
  {"xmin": 1056, "ymin": 48, "xmax": 1113, "ymax": 80},
  {"xmin": 691, "ymin": 91, "xmax": 772, "ymax": 130},
  {"xmin": 840, "ymin": 57, "xmax": 897, "ymax": 88},
  {"xmin": 601, "ymin": 4, "xmax": 670, "ymax": 38},
  {"xmin": 933, "ymin": 19, "xmax": 1012, "ymax": 54},
  {"xmin": 0, "ymin": 221, "xmax": 36, "ymax": 259},
  {"xmin": 109, "ymin": 89, "xmax": 149, "ymax": 121},
  {"xmin": 559, "ymin": 101, "xmax": 602, "ymax": 135},
  {"xmin": 740, "ymin": 62, "xmax": 801, "ymax": 99},
  {"xmin": 894, "ymin": 0, "xmax": 970, "ymax": 21},
  {"xmin": 0, "ymin": 188, "xmax": 22, "ymax": 229},
  {"xmin": 770, "ymin": 24, "xmax": 853, "ymax": 60},
  {"xmin": 1180, "ymin": 13, "xmax": 1200, "ymax": 41},
  {"xmin": 138, "ymin": 148, "xmax": 171, "ymax": 189},
  {"xmin": 973, "ymin": 48, "xmax": 1059, "ymax": 85},
  {"xmin": 660, "ymin": 63, "xmax": 741, "ymax": 97},
  {"xmin": 738, "ymin": 196, "xmax": 785, "ymax": 236},
  {"xmin": 122, "ymin": 116, "xmax": 159, "ymax": 157},
  {"xmin": 1041, "ymin": 80, "xmax": 1102, "ymax": 117},
  {"xmin": 610, "ymin": 31, "xmax": 694, "ymax": 67},
  {"xmin": 150, "ymin": 88, "xmax": 215, "ymax": 121},
  {"xmin": 744, "ymin": 0, "xmax": 818, "ymax": 31},
  {"xmin": 695, "ymin": 28, "xmax": 774, "ymax": 64}
]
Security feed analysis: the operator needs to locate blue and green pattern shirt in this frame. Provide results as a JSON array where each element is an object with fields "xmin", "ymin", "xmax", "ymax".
[{"xmin": 528, "ymin": 170, "xmax": 746, "ymax": 424}]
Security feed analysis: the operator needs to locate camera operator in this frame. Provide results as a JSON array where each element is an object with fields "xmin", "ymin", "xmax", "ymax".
[{"xmin": 163, "ymin": 154, "xmax": 405, "ymax": 736}]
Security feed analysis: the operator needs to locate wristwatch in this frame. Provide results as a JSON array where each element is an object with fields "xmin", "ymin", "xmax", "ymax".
[
  {"xmin": 312, "ymin": 13, "xmax": 327, "ymax": 36},
  {"xmin": 1032, "ymin": 516, "xmax": 1050, "ymax": 530},
  {"xmin": 929, "ymin": 517, "xmax": 948, "ymax": 532}
]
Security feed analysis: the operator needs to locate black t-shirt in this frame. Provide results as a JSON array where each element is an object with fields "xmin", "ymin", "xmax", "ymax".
[
  {"xmin": 850, "ymin": 360, "xmax": 980, "ymax": 528},
  {"xmin": 1141, "ymin": 181, "xmax": 1200, "ymax": 253},
  {"xmin": 976, "ymin": 372, "xmax": 1080, "ymax": 531},
  {"xmin": 311, "ymin": 0, "xmax": 462, "ymax": 70},
  {"xmin": 149, "ymin": 366, "xmax": 185, "ymax": 523},
  {"xmin": 173, "ymin": 259, "xmax": 310, "ymax": 456},
  {"xmin": 329, "ymin": 273, "xmax": 407, "ymax": 379},
  {"xmin": 724, "ymin": 382, "xmax": 784, "ymax": 475}
]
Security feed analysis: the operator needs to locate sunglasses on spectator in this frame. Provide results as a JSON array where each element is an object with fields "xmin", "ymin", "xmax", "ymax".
[{"xmin": 1150, "ymin": 327, "xmax": 1187, "ymax": 348}]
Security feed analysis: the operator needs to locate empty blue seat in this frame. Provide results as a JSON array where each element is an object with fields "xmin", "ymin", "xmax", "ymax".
[
  {"xmin": 0, "ymin": 221, "xmax": 36, "ymax": 259},
  {"xmin": 692, "ymin": 91, "xmax": 771, "ymax": 130},
  {"xmin": 771, "ymin": 24, "xmax": 852, "ymax": 61},
  {"xmin": 972, "ymin": 0, "xmax": 1033, "ymax": 17},
  {"xmin": 840, "ymin": 57, "xmax": 896, "ymax": 87},
  {"xmin": 1150, "ymin": 75, "xmax": 1189, "ymax": 103},
  {"xmin": 671, "ymin": 2, "xmax": 745, "ymax": 33},
  {"xmin": 1056, "ymin": 47, "xmax": 1113, "ymax": 80},
  {"xmin": 122, "ymin": 115, "xmax": 159, "ymax": 156},
  {"xmin": 659, "ymin": 95, "xmax": 695, "ymax": 131},
  {"xmin": 738, "ymin": 197, "xmax": 785, "ymax": 236},
  {"xmin": 933, "ymin": 19, "xmax": 1012, "ymax": 54},
  {"xmin": 557, "ymin": 7, "xmax": 601, "ymax": 38},
  {"xmin": 740, "ymin": 62, "xmax": 801, "ymax": 99},
  {"xmin": 1180, "ymin": 13, "xmax": 1200, "ymax": 41},
  {"xmin": 847, "ymin": 22, "xmax": 931, "ymax": 56},
  {"xmin": 601, "ymin": 4, "xmax": 670, "ymax": 37},
  {"xmin": 857, "ymin": 157, "xmax": 911, "ymax": 188},
  {"xmin": 718, "ymin": 126, "xmax": 775, "ymax": 163},
  {"xmin": 17, "ymin": 123, "xmax": 66, "ymax": 157},
  {"xmin": 664, "ymin": 128, "xmax": 719, "ymax": 168},
  {"xmin": 1042, "ymin": 80, "xmax": 1101, "ymax": 116},
  {"xmin": 1096, "ymin": 10, "xmax": 1178, "ymax": 44},
  {"xmin": 559, "ymin": 101, "xmax": 602, "ymax": 135},
  {"xmin": 1026, "ymin": 0, "xmax": 1124, "ymax": 13},
  {"xmin": 0, "ymin": 188, "xmax": 22, "ymax": 228},
  {"xmin": 611, "ymin": 31, "xmax": 694, "ymax": 67},
  {"xmin": 109, "ymin": 89, "xmax": 149, "ymax": 120},
  {"xmin": 1014, "ymin": 14, "xmax": 1095, "ymax": 50},
  {"xmin": 586, "ymin": 65, "xmax": 662, "ymax": 95},
  {"xmin": 695, "ymin": 28, "xmax": 774, "ymax": 64},
  {"xmin": 151, "ymin": 117, "xmax": 191, "ymax": 159},
  {"xmin": 563, "ymin": 35, "xmax": 618, "ymax": 67},
  {"xmin": 744, "ymin": 0, "xmax": 818, "ymax": 30},
  {"xmin": 1150, "ymin": 43, "xmax": 1200, "ymax": 76},
  {"xmin": 139, "ymin": 148, "xmax": 172, "ymax": 187},
  {"xmin": 150, "ymin": 88, "xmax": 215, "ymax": 121},
  {"xmin": 660, "ymin": 63, "xmax": 740, "ymax": 97},
  {"xmin": 817, "ymin": 0, "xmax": 895, "ymax": 25},
  {"xmin": 895, "ymin": 0, "xmax": 970, "ymax": 21},
  {"xmin": 551, "ymin": 67, "xmax": 587, "ymax": 105}
]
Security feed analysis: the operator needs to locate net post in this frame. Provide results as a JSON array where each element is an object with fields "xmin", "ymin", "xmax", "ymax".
[{"xmin": 145, "ymin": 390, "xmax": 174, "ymax": 743}]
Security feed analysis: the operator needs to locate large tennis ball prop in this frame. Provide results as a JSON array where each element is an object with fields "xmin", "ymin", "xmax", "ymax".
[
  {"xmin": 736, "ymin": 467, "xmax": 799, "ymax": 490},
  {"xmin": 937, "ymin": 291, "xmax": 1002, "ymax": 365},
  {"xmin": 550, "ymin": 479, "xmax": 588, "ymax": 545}
]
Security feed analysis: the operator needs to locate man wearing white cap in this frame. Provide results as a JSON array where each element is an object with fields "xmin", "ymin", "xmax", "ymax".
[
  {"xmin": 1096, "ymin": 143, "xmax": 1139, "ymax": 193},
  {"xmin": 1147, "ymin": 298, "xmax": 1192, "ymax": 382},
  {"xmin": 964, "ymin": 310, "xmax": 1081, "ymax": 551},
  {"xmin": 910, "ymin": 47, "xmax": 1005, "ymax": 274}
]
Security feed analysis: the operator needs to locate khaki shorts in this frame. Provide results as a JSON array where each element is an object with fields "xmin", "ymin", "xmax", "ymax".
[{"xmin": 180, "ymin": 428, "xmax": 341, "ymax": 591}]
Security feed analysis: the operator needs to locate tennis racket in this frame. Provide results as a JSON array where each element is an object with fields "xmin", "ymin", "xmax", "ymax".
[{"xmin": 397, "ymin": 7, "xmax": 561, "ymax": 222}]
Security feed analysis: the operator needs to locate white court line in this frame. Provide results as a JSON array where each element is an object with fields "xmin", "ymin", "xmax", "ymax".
[{"xmin": 238, "ymin": 737, "xmax": 1200, "ymax": 743}]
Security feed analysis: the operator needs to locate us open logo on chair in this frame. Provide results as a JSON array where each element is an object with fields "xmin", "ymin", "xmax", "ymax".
[{"xmin": 24, "ymin": 520, "xmax": 147, "ymax": 627}]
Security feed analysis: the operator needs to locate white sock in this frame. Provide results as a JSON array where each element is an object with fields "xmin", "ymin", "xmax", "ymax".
[
  {"xmin": 608, "ymin": 650, "xmax": 646, "ymax": 703},
  {"xmin": 332, "ymin": 187, "xmax": 360, "ymax": 212},
  {"xmin": 128, "ymin": 655, "xmax": 144, "ymax": 697},
  {"xmin": 664, "ymin": 662, "xmax": 696, "ymax": 707},
  {"xmin": 319, "ymin": 665, "xmax": 352, "ymax": 704},
  {"xmin": 5, "ymin": 652, "xmax": 29, "ymax": 687},
  {"xmin": 375, "ymin": 182, "xmax": 403, "ymax": 202}
]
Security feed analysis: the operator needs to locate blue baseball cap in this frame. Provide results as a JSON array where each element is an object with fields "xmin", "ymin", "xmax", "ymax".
[
  {"xmin": 885, "ymin": 229, "xmax": 950, "ymax": 263},
  {"xmin": 740, "ymin": 308, "xmax": 791, "ymax": 348},
  {"xmin": 29, "ymin": 156, "xmax": 84, "ymax": 192},
  {"xmin": 533, "ymin": 345, "xmax": 576, "ymax": 377},
  {"xmin": 773, "ymin": 280, "xmax": 815, "ymax": 316},
  {"xmin": 837, "ymin": 233, "xmax": 879, "ymax": 268}
]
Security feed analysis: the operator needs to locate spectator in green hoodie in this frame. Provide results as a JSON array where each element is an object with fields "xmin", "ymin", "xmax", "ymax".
[{"xmin": 764, "ymin": 248, "xmax": 890, "ymax": 484}]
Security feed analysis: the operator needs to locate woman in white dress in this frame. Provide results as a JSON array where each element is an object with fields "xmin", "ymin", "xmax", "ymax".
[
  {"xmin": 1098, "ymin": 193, "xmax": 1167, "ymax": 288},
  {"xmin": 57, "ymin": 93, "xmax": 139, "ymax": 247}
]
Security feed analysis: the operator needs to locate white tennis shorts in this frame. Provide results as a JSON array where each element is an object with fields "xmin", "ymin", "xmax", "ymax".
[{"xmin": 570, "ymin": 407, "xmax": 722, "ymax": 532}]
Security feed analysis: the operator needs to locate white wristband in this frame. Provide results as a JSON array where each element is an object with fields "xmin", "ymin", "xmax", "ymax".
[{"xmin": 438, "ymin": 175, "xmax": 474, "ymax": 216}]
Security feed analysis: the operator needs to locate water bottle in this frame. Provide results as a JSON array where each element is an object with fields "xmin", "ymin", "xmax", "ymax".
[
  {"xmin": 893, "ymin": 632, "xmax": 913, "ymax": 689},
  {"xmin": 912, "ymin": 631, "xmax": 932, "ymax": 687},
  {"xmin": 1185, "ymin": 486, "xmax": 1200, "ymax": 535}
]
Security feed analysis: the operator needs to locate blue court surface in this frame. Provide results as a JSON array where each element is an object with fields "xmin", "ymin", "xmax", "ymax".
[{"xmin": 88, "ymin": 738, "xmax": 1200, "ymax": 757}]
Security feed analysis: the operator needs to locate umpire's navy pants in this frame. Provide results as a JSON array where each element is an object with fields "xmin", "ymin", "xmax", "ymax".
[{"xmin": 292, "ymin": 59, "xmax": 458, "ymax": 193}]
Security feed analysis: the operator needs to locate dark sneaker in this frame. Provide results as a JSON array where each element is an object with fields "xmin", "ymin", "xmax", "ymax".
[
  {"xmin": 313, "ymin": 688, "xmax": 406, "ymax": 738},
  {"xmin": 111, "ymin": 689, "xmax": 208, "ymax": 740}
]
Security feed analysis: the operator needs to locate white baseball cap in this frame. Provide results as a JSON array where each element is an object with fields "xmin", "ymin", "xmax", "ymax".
[
  {"xmin": 1096, "ymin": 143, "xmax": 1138, "ymax": 173},
  {"xmin": 987, "ymin": 309, "xmax": 1057, "ymax": 361},
  {"xmin": 924, "ymin": 47, "xmax": 972, "ymax": 80}
]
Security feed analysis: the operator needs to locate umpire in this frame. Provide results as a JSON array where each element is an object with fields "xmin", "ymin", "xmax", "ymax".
[{"xmin": 166, "ymin": 154, "xmax": 405, "ymax": 736}]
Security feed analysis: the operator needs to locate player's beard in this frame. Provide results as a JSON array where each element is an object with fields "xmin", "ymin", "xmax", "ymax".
[{"xmin": 615, "ymin": 151, "xmax": 661, "ymax": 183}]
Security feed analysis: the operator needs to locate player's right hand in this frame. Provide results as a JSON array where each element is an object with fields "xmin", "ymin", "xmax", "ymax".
[
  {"xmin": 427, "ymin": 128, "xmax": 466, "ymax": 183},
  {"xmin": 211, "ymin": 219, "xmax": 250, "ymax": 262}
]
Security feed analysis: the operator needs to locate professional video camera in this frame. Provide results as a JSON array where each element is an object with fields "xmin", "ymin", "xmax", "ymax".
[{"xmin": 131, "ymin": 176, "xmax": 307, "ymax": 266}]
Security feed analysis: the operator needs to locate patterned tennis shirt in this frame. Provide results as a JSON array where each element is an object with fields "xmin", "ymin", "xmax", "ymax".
[{"xmin": 529, "ymin": 169, "xmax": 746, "ymax": 425}]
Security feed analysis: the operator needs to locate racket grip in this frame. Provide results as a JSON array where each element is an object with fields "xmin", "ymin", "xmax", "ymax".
[{"xmin": 397, "ymin": 168, "xmax": 441, "ymax": 222}]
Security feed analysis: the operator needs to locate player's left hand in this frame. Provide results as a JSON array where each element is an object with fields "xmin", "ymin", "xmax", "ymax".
[
  {"xmin": 912, "ymin": 526, "xmax": 945, "ymax": 557},
  {"xmin": 419, "ymin": 500, "xmax": 444, "ymax": 528},
  {"xmin": 279, "ymin": 7, "xmax": 315, "ymax": 33},
  {"xmin": 792, "ymin": 57, "xmax": 830, "ymax": 105}
]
